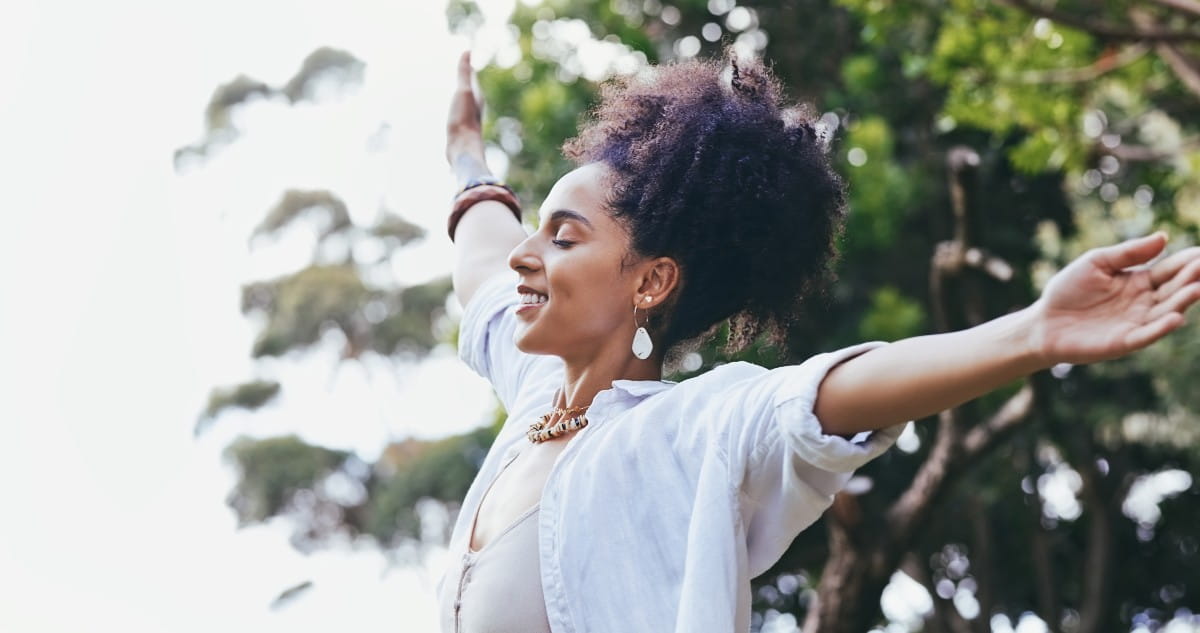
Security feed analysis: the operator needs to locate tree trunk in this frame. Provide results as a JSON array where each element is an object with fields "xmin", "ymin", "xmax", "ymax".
[
  {"xmin": 805, "ymin": 146, "xmax": 1040, "ymax": 631},
  {"xmin": 802, "ymin": 521, "xmax": 892, "ymax": 633}
]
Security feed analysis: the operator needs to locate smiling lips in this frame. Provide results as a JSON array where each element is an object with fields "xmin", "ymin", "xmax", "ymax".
[{"xmin": 516, "ymin": 286, "xmax": 548, "ymax": 314}]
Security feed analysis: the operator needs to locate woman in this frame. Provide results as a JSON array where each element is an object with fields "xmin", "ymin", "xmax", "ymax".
[{"xmin": 437, "ymin": 48, "xmax": 1200, "ymax": 632}]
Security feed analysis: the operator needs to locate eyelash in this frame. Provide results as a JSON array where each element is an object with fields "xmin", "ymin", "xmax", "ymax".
[{"xmin": 552, "ymin": 239, "xmax": 574, "ymax": 248}]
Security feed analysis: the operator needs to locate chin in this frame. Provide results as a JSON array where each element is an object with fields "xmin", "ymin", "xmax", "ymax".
[{"xmin": 512, "ymin": 326, "xmax": 550, "ymax": 356}]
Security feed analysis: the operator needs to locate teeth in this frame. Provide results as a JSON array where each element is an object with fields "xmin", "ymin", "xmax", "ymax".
[{"xmin": 520, "ymin": 293, "xmax": 548, "ymax": 305}]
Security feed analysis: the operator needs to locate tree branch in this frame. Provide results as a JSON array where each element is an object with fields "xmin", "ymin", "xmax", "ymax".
[
  {"xmin": 889, "ymin": 145, "xmax": 1025, "ymax": 543},
  {"xmin": 1149, "ymin": 0, "xmax": 1200, "ymax": 19},
  {"xmin": 1130, "ymin": 8, "xmax": 1200, "ymax": 98},
  {"xmin": 962, "ymin": 384, "xmax": 1036, "ymax": 461},
  {"xmin": 998, "ymin": 0, "xmax": 1200, "ymax": 43},
  {"xmin": 885, "ymin": 385, "xmax": 1035, "ymax": 553},
  {"xmin": 886, "ymin": 410, "xmax": 962, "ymax": 543},
  {"xmin": 1017, "ymin": 44, "xmax": 1149, "ymax": 84}
]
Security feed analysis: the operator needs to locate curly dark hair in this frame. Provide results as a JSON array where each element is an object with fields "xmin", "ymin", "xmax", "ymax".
[{"xmin": 562, "ymin": 47, "xmax": 846, "ymax": 366}]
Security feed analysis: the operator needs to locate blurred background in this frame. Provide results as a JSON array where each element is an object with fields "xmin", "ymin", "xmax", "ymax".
[{"xmin": 1, "ymin": 0, "xmax": 1198, "ymax": 631}]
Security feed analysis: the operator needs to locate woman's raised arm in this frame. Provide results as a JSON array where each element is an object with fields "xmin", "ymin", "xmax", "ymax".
[
  {"xmin": 445, "ymin": 50, "xmax": 527, "ymax": 308},
  {"xmin": 813, "ymin": 232, "xmax": 1200, "ymax": 436}
]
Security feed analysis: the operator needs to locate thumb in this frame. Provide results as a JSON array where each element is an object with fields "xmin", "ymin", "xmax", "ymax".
[{"xmin": 1094, "ymin": 231, "xmax": 1168, "ymax": 272}]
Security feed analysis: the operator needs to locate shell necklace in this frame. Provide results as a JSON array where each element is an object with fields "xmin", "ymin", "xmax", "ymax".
[{"xmin": 527, "ymin": 389, "xmax": 590, "ymax": 443}]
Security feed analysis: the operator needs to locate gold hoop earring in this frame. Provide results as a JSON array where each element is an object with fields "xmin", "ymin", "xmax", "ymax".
[{"xmin": 632, "ymin": 296, "xmax": 653, "ymax": 360}]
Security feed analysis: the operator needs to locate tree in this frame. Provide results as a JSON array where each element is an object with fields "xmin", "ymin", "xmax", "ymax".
[
  {"xmin": 191, "ymin": 1, "xmax": 1200, "ymax": 630},
  {"xmin": 181, "ymin": 45, "xmax": 500, "ymax": 560}
]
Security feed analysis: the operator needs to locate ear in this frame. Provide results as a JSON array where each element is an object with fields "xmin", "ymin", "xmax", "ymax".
[{"xmin": 636, "ymin": 256, "xmax": 680, "ymax": 308}]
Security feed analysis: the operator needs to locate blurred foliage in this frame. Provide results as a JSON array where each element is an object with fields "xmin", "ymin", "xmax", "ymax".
[
  {"xmin": 237, "ymin": 266, "xmax": 451, "ymax": 360},
  {"xmin": 196, "ymin": 379, "xmax": 281, "ymax": 435},
  {"xmin": 369, "ymin": 212, "xmax": 427, "ymax": 248},
  {"xmin": 254, "ymin": 189, "xmax": 352, "ymax": 241},
  {"xmin": 362, "ymin": 421, "xmax": 501, "ymax": 546},
  {"xmin": 183, "ymin": 41, "xmax": 479, "ymax": 556},
  {"xmin": 176, "ymin": 46, "xmax": 365, "ymax": 167},
  {"xmin": 204, "ymin": 75, "xmax": 272, "ymax": 132},
  {"xmin": 1133, "ymin": 316, "xmax": 1200, "ymax": 416},
  {"xmin": 189, "ymin": 0, "xmax": 1200, "ymax": 628},
  {"xmin": 221, "ymin": 405, "xmax": 506, "ymax": 552},
  {"xmin": 241, "ymin": 264, "xmax": 370, "ymax": 358},
  {"xmin": 270, "ymin": 580, "xmax": 314, "ymax": 610},
  {"xmin": 858, "ymin": 286, "xmax": 926, "ymax": 342},
  {"xmin": 281, "ymin": 47, "xmax": 365, "ymax": 102},
  {"xmin": 224, "ymin": 435, "xmax": 351, "ymax": 526},
  {"xmin": 839, "ymin": 115, "xmax": 919, "ymax": 253}
]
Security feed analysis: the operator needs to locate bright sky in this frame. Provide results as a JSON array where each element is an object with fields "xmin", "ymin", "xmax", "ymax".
[{"xmin": 0, "ymin": 0, "xmax": 517, "ymax": 630}]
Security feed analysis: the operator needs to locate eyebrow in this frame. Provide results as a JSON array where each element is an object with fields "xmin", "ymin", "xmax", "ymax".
[{"xmin": 543, "ymin": 208, "xmax": 594, "ymax": 230}]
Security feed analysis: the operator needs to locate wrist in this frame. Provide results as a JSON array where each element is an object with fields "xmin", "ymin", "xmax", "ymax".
[
  {"xmin": 1013, "ymin": 301, "xmax": 1052, "ymax": 372},
  {"xmin": 454, "ymin": 175, "xmax": 512, "ymax": 196},
  {"xmin": 447, "ymin": 146, "xmax": 485, "ymax": 164},
  {"xmin": 446, "ymin": 136, "xmax": 485, "ymax": 161},
  {"xmin": 448, "ymin": 151, "xmax": 492, "ymax": 188}
]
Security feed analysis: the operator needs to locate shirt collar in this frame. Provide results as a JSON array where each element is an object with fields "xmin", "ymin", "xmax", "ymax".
[{"xmin": 609, "ymin": 379, "xmax": 677, "ymax": 398}]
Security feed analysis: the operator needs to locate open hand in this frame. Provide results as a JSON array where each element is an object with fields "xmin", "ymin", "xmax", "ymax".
[
  {"xmin": 446, "ymin": 50, "xmax": 487, "ymax": 166},
  {"xmin": 1031, "ymin": 233, "xmax": 1200, "ymax": 365}
]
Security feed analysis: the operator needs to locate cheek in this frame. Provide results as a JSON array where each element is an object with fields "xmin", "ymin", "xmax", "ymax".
[
  {"xmin": 554, "ymin": 287, "xmax": 630, "ymax": 332},
  {"xmin": 545, "ymin": 249, "xmax": 631, "ymax": 326}
]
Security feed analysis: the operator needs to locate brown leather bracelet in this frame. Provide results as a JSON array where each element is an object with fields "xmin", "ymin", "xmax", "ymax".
[{"xmin": 448, "ymin": 185, "xmax": 523, "ymax": 242}]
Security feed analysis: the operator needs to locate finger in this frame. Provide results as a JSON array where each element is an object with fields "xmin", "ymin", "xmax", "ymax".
[
  {"xmin": 1148, "ymin": 281, "xmax": 1200, "ymax": 321},
  {"xmin": 1094, "ymin": 231, "xmax": 1168, "ymax": 273},
  {"xmin": 1153, "ymin": 255, "xmax": 1200, "ymax": 301},
  {"xmin": 457, "ymin": 50, "xmax": 472, "ymax": 88},
  {"xmin": 1125, "ymin": 312, "xmax": 1184, "ymax": 350},
  {"xmin": 1150, "ymin": 245, "xmax": 1200, "ymax": 289}
]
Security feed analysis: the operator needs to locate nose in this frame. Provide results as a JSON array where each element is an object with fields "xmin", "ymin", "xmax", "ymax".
[{"xmin": 508, "ymin": 232, "xmax": 540, "ymax": 274}]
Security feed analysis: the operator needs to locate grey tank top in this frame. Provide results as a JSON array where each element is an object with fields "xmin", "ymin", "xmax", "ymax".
[{"xmin": 438, "ymin": 452, "xmax": 552, "ymax": 633}]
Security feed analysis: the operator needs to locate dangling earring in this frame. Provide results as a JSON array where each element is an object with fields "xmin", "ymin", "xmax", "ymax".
[{"xmin": 632, "ymin": 296, "xmax": 653, "ymax": 360}]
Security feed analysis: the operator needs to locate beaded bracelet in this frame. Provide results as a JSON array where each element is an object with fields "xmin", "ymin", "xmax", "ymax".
[
  {"xmin": 454, "ymin": 175, "xmax": 510, "ymax": 196},
  {"xmin": 447, "ymin": 183, "xmax": 522, "ymax": 242}
]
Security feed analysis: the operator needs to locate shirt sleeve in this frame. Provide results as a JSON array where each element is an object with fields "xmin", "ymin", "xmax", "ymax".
[
  {"xmin": 456, "ymin": 268, "xmax": 557, "ymax": 413},
  {"xmin": 717, "ymin": 342, "xmax": 907, "ymax": 576}
]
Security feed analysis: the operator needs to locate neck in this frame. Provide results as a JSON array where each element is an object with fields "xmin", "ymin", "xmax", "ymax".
[{"xmin": 554, "ymin": 350, "xmax": 663, "ymax": 409}]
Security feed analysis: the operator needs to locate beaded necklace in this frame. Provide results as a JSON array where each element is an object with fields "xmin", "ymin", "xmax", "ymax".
[
  {"xmin": 530, "ymin": 402, "xmax": 590, "ymax": 443},
  {"xmin": 527, "ymin": 389, "xmax": 590, "ymax": 443}
]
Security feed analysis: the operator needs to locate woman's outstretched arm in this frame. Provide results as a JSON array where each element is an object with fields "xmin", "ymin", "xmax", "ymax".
[
  {"xmin": 445, "ymin": 50, "xmax": 527, "ymax": 307},
  {"xmin": 814, "ymin": 232, "xmax": 1200, "ymax": 436}
]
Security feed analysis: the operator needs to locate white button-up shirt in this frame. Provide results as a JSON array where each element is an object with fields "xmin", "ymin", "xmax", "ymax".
[{"xmin": 438, "ymin": 269, "xmax": 906, "ymax": 632}]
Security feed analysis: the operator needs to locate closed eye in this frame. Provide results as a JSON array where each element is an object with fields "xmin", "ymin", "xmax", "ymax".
[{"xmin": 552, "ymin": 240, "xmax": 574, "ymax": 248}]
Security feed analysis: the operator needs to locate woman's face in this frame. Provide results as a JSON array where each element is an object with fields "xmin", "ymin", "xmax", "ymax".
[{"xmin": 507, "ymin": 162, "xmax": 652, "ymax": 363}]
